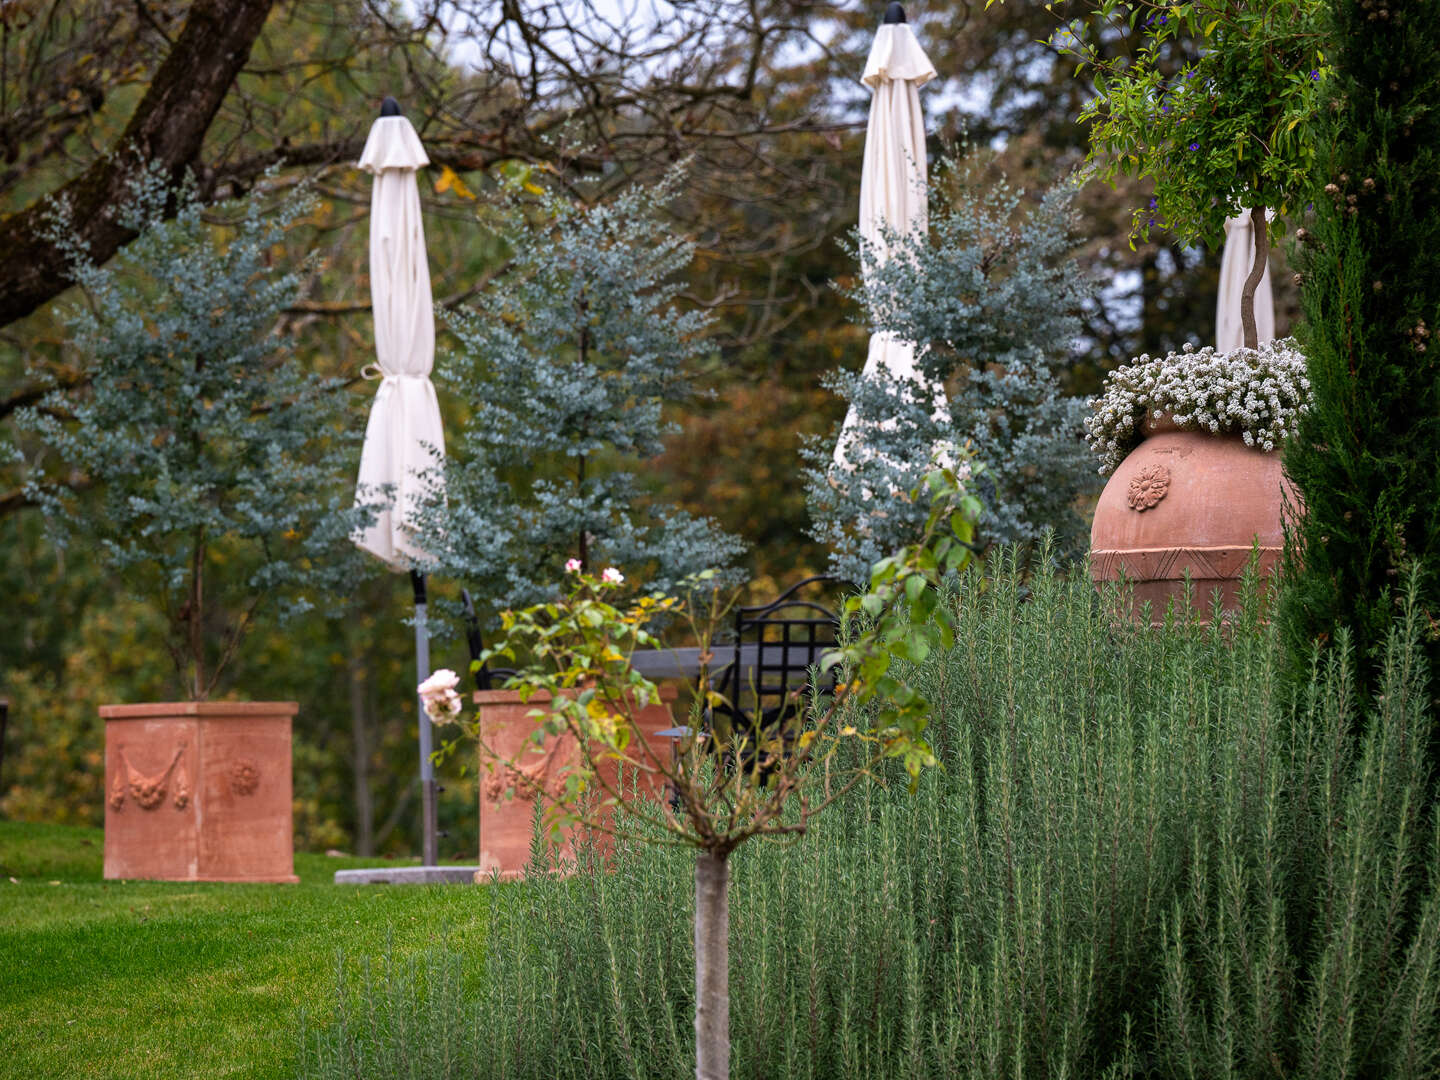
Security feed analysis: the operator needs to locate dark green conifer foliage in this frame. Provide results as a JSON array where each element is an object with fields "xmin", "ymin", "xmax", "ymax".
[{"xmin": 1278, "ymin": 0, "xmax": 1440, "ymax": 704}]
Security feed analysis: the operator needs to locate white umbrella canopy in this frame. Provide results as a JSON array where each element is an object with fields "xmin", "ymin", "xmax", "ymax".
[
  {"xmin": 351, "ymin": 99, "xmax": 447, "ymax": 868},
  {"xmin": 834, "ymin": 6, "xmax": 943, "ymax": 469},
  {"xmin": 1216, "ymin": 211, "xmax": 1275, "ymax": 353},
  {"xmin": 352, "ymin": 105, "xmax": 445, "ymax": 566}
]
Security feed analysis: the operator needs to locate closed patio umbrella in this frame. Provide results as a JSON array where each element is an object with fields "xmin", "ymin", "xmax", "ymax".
[
  {"xmin": 1216, "ymin": 210, "xmax": 1275, "ymax": 352},
  {"xmin": 834, "ymin": 2, "xmax": 944, "ymax": 469},
  {"xmin": 353, "ymin": 97, "xmax": 445, "ymax": 866}
]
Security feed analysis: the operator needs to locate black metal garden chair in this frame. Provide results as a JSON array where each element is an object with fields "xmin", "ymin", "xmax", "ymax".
[{"xmin": 713, "ymin": 575, "xmax": 851, "ymax": 751}]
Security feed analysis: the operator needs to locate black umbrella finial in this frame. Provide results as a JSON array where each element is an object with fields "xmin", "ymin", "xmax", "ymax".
[
  {"xmin": 883, "ymin": 2, "xmax": 907, "ymax": 23},
  {"xmin": 380, "ymin": 96, "xmax": 403, "ymax": 118}
]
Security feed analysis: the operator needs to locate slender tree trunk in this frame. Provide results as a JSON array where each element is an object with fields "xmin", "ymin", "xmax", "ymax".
[
  {"xmin": 348, "ymin": 651, "xmax": 375, "ymax": 856},
  {"xmin": 1239, "ymin": 204, "xmax": 1270, "ymax": 351},
  {"xmin": 577, "ymin": 453, "xmax": 589, "ymax": 573},
  {"xmin": 694, "ymin": 849, "xmax": 730, "ymax": 1080},
  {"xmin": 577, "ymin": 301, "xmax": 591, "ymax": 573},
  {"xmin": 189, "ymin": 529, "xmax": 206, "ymax": 700}
]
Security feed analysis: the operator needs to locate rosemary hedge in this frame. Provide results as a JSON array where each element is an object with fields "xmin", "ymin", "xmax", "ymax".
[{"xmin": 304, "ymin": 559, "xmax": 1440, "ymax": 1079}]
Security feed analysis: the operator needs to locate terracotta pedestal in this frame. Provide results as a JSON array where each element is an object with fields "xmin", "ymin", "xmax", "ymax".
[
  {"xmin": 1091, "ymin": 417, "xmax": 1295, "ymax": 625},
  {"xmin": 102, "ymin": 701, "xmax": 299, "ymax": 883},
  {"xmin": 473, "ymin": 686, "xmax": 677, "ymax": 881}
]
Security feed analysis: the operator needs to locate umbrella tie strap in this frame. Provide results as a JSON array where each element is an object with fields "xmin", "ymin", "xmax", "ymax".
[{"xmin": 361, "ymin": 364, "xmax": 429, "ymax": 383}]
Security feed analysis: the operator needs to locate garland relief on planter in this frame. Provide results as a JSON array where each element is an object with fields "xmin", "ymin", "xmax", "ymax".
[
  {"xmin": 472, "ymin": 686, "xmax": 678, "ymax": 881},
  {"xmin": 102, "ymin": 701, "xmax": 299, "ymax": 883}
]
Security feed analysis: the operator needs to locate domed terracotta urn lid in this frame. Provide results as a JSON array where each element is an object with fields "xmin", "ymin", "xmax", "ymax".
[{"xmin": 1090, "ymin": 413, "xmax": 1295, "ymax": 623}]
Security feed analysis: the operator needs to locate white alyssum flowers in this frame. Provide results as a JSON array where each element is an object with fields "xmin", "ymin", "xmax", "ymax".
[{"xmin": 1084, "ymin": 338, "xmax": 1311, "ymax": 474}]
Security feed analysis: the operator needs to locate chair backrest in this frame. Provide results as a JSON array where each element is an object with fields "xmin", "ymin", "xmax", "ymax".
[
  {"xmin": 719, "ymin": 575, "xmax": 851, "ymax": 732},
  {"xmin": 461, "ymin": 589, "xmax": 515, "ymax": 691}
]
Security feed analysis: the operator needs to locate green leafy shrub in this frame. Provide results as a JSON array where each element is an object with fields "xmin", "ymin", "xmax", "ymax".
[
  {"xmin": 1004, "ymin": 0, "xmax": 1326, "ymax": 350},
  {"xmin": 304, "ymin": 559, "xmax": 1440, "ymax": 1079}
]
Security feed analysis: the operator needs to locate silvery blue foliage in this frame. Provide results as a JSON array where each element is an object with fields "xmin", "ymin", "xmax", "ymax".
[
  {"xmin": 421, "ymin": 175, "xmax": 745, "ymax": 610},
  {"xmin": 805, "ymin": 164, "xmax": 1099, "ymax": 583},
  {"xmin": 18, "ymin": 173, "xmax": 372, "ymax": 696}
]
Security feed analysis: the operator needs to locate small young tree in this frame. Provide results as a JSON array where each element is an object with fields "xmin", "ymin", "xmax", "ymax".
[
  {"xmin": 19, "ymin": 178, "xmax": 367, "ymax": 700},
  {"xmin": 423, "ymin": 174, "xmax": 744, "ymax": 610},
  {"xmin": 426, "ymin": 458, "xmax": 983, "ymax": 1080},
  {"xmin": 990, "ymin": 0, "xmax": 1327, "ymax": 349},
  {"xmin": 1277, "ymin": 0, "xmax": 1440, "ymax": 707},
  {"xmin": 806, "ymin": 162, "xmax": 1096, "ymax": 581}
]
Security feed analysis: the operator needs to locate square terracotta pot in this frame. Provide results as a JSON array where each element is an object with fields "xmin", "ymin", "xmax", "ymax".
[
  {"xmin": 101, "ymin": 701, "xmax": 299, "ymax": 883},
  {"xmin": 472, "ymin": 686, "xmax": 678, "ymax": 881}
]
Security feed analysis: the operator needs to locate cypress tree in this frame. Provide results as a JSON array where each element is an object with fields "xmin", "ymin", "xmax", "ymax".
[{"xmin": 1278, "ymin": 0, "xmax": 1440, "ymax": 703}]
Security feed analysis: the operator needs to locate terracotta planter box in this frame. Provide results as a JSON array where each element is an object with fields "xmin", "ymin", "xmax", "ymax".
[
  {"xmin": 102, "ymin": 701, "xmax": 299, "ymax": 883},
  {"xmin": 1090, "ymin": 415, "xmax": 1295, "ymax": 625},
  {"xmin": 473, "ymin": 686, "xmax": 678, "ymax": 881}
]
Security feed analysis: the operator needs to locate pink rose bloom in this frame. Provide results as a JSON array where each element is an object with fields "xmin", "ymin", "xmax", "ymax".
[
  {"xmin": 564, "ymin": 558, "xmax": 582, "ymax": 573},
  {"xmin": 601, "ymin": 567, "xmax": 624, "ymax": 585},
  {"xmin": 418, "ymin": 669, "xmax": 460, "ymax": 697},
  {"xmin": 423, "ymin": 688, "xmax": 463, "ymax": 724},
  {"xmin": 418, "ymin": 670, "xmax": 463, "ymax": 723}
]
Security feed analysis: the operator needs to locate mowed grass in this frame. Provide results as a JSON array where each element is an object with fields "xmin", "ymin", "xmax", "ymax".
[{"xmin": 0, "ymin": 822, "xmax": 491, "ymax": 1079}]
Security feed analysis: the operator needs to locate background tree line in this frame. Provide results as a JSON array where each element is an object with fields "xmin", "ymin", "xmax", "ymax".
[{"xmin": 0, "ymin": 0, "xmax": 1296, "ymax": 853}]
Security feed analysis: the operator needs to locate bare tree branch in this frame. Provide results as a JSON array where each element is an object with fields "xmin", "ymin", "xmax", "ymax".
[{"xmin": 0, "ymin": 0, "xmax": 277, "ymax": 327}]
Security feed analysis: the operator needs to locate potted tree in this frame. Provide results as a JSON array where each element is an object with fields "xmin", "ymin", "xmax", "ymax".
[
  {"xmin": 20, "ymin": 179, "xmax": 368, "ymax": 881},
  {"xmin": 419, "ymin": 173, "xmax": 744, "ymax": 878}
]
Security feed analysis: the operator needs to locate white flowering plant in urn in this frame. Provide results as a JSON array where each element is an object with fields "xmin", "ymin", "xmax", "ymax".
[{"xmin": 1084, "ymin": 338, "xmax": 1312, "ymax": 475}]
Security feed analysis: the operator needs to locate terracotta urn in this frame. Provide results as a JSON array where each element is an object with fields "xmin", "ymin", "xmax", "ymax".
[
  {"xmin": 101, "ymin": 701, "xmax": 299, "ymax": 883},
  {"xmin": 1090, "ymin": 414, "xmax": 1295, "ymax": 624},
  {"xmin": 472, "ymin": 685, "xmax": 678, "ymax": 881}
]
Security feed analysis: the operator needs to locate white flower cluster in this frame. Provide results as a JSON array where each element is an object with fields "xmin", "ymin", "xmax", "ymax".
[{"xmin": 1084, "ymin": 338, "xmax": 1312, "ymax": 474}]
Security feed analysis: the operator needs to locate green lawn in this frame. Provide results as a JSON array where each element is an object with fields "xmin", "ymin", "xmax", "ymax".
[{"xmin": 0, "ymin": 822, "xmax": 490, "ymax": 1079}]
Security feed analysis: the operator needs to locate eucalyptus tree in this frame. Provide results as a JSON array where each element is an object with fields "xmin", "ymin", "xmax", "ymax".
[
  {"xmin": 806, "ymin": 159, "xmax": 1098, "ymax": 582},
  {"xmin": 423, "ymin": 173, "xmax": 744, "ymax": 612},
  {"xmin": 19, "ymin": 177, "xmax": 369, "ymax": 700}
]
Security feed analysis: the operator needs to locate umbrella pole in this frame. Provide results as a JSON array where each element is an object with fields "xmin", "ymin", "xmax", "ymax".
[{"xmin": 412, "ymin": 570, "xmax": 439, "ymax": 866}]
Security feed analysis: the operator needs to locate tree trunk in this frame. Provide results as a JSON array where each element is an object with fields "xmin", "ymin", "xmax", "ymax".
[
  {"xmin": 0, "ymin": 0, "xmax": 276, "ymax": 328},
  {"xmin": 694, "ymin": 849, "xmax": 730, "ymax": 1080},
  {"xmin": 189, "ymin": 529, "xmax": 206, "ymax": 701},
  {"xmin": 1239, "ymin": 204, "xmax": 1270, "ymax": 351},
  {"xmin": 577, "ymin": 454, "xmax": 589, "ymax": 573},
  {"xmin": 576, "ymin": 306, "xmax": 591, "ymax": 573}
]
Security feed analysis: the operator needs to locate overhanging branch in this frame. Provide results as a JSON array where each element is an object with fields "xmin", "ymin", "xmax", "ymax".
[{"xmin": 0, "ymin": 0, "xmax": 277, "ymax": 328}]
